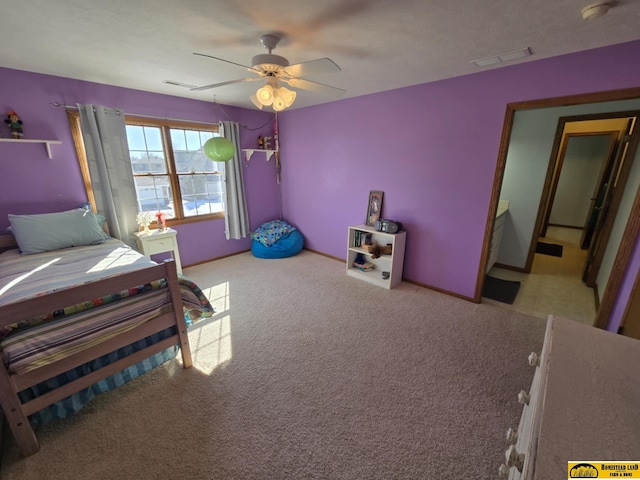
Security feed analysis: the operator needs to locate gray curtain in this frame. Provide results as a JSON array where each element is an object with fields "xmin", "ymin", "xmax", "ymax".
[
  {"xmin": 221, "ymin": 121, "xmax": 250, "ymax": 239},
  {"xmin": 77, "ymin": 104, "xmax": 138, "ymax": 247}
]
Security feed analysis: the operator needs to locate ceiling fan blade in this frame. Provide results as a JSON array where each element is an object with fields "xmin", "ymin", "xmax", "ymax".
[
  {"xmin": 193, "ymin": 52, "xmax": 263, "ymax": 75},
  {"xmin": 283, "ymin": 58, "xmax": 341, "ymax": 78},
  {"xmin": 191, "ymin": 77, "xmax": 262, "ymax": 92},
  {"xmin": 284, "ymin": 78, "xmax": 346, "ymax": 98}
]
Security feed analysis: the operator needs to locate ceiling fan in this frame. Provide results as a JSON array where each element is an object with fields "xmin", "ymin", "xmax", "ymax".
[{"xmin": 191, "ymin": 34, "xmax": 346, "ymax": 111}]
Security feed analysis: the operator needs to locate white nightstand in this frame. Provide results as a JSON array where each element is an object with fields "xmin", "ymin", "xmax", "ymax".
[{"xmin": 134, "ymin": 228, "xmax": 182, "ymax": 274}]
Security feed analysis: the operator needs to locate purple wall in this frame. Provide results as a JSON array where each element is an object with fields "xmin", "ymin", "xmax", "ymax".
[
  {"xmin": 0, "ymin": 67, "xmax": 280, "ymax": 266},
  {"xmin": 2, "ymin": 39, "xmax": 640, "ymax": 331},
  {"xmin": 278, "ymin": 39, "xmax": 640, "ymax": 330}
]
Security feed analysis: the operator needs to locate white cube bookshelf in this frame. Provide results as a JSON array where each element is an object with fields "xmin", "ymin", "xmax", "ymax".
[{"xmin": 346, "ymin": 224, "xmax": 407, "ymax": 289}]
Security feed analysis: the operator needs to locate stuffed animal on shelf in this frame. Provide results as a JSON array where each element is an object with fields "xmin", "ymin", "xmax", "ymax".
[
  {"xmin": 5, "ymin": 111, "xmax": 23, "ymax": 139},
  {"xmin": 367, "ymin": 242, "xmax": 392, "ymax": 259}
]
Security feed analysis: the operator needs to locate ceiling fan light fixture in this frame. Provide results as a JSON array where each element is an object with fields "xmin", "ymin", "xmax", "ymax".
[
  {"xmin": 272, "ymin": 96, "xmax": 286, "ymax": 112},
  {"xmin": 249, "ymin": 94, "xmax": 263, "ymax": 110},
  {"xmin": 256, "ymin": 85, "xmax": 274, "ymax": 106},
  {"xmin": 278, "ymin": 86, "xmax": 296, "ymax": 107}
]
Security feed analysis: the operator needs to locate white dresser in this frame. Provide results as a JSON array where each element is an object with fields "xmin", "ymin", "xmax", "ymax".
[{"xmin": 500, "ymin": 315, "xmax": 640, "ymax": 479}]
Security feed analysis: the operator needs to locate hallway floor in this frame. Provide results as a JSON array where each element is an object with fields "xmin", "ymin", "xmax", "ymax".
[{"xmin": 484, "ymin": 226, "xmax": 597, "ymax": 326}]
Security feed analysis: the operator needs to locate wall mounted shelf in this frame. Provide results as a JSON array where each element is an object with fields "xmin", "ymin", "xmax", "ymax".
[
  {"xmin": 242, "ymin": 149, "xmax": 278, "ymax": 162},
  {"xmin": 0, "ymin": 138, "xmax": 62, "ymax": 158}
]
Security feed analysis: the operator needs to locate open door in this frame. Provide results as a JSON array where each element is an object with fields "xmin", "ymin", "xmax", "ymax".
[
  {"xmin": 583, "ymin": 117, "xmax": 637, "ymax": 286},
  {"xmin": 579, "ymin": 134, "xmax": 619, "ymax": 249}
]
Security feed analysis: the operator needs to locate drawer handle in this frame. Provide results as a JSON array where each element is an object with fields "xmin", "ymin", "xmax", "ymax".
[
  {"xmin": 506, "ymin": 427, "xmax": 518, "ymax": 445},
  {"xmin": 528, "ymin": 352, "xmax": 539, "ymax": 367},
  {"xmin": 518, "ymin": 389, "xmax": 530, "ymax": 405},
  {"xmin": 498, "ymin": 463, "xmax": 510, "ymax": 478},
  {"xmin": 505, "ymin": 445, "xmax": 525, "ymax": 472}
]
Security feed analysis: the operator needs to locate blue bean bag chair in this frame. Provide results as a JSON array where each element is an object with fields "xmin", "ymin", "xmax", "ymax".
[{"xmin": 251, "ymin": 220, "xmax": 304, "ymax": 259}]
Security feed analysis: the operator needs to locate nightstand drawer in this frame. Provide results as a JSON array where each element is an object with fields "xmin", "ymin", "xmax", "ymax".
[{"xmin": 144, "ymin": 237, "xmax": 175, "ymax": 255}]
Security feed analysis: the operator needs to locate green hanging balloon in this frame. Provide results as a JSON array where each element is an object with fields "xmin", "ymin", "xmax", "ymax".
[{"xmin": 204, "ymin": 137, "xmax": 235, "ymax": 162}]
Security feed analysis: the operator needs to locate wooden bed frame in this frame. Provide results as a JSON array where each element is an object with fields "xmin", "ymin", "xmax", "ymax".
[{"xmin": 0, "ymin": 258, "xmax": 191, "ymax": 457}]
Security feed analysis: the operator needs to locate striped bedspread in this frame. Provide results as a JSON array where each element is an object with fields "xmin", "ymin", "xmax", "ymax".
[{"xmin": 0, "ymin": 239, "xmax": 213, "ymax": 375}]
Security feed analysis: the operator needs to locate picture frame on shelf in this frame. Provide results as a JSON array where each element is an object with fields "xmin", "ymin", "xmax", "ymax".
[{"xmin": 366, "ymin": 190, "xmax": 384, "ymax": 226}]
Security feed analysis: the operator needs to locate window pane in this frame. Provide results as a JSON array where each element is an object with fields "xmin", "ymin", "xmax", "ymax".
[
  {"xmin": 144, "ymin": 127, "xmax": 163, "ymax": 151},
  {"xmin": 130, "ymin": 151, "xmax": 166, "ymax": 174},
  {"xmin": 179, "ymin": 173, "xmax": 224, "ymax": 217},
  {"xmin": 134, "ymin": 175, "xmax": 174, "ymax": 218},
  {"xmin": 126, "ymin": 125, "xmax": 146, "ymax": 150},
  {"xmin": 127, "ymin": 125, "xmax": 167, "ymax": 175},
  {"xmin": 185, "ymin": 130, "xmax": 201, "ymax": 151},
  {"xmin": 170, "ymin": 129, "xmax": 186, "ymax": 151}
]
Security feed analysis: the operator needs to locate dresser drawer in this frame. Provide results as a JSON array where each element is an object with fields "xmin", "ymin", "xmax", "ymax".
[{"xmin": 502, "ymin": 322, "xmax": 553, "ymax": 480}]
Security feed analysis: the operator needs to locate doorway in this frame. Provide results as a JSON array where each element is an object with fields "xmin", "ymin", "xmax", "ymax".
[{"xmin": 476, "ymin": 87, "xmax": 640, "ymax": 330}]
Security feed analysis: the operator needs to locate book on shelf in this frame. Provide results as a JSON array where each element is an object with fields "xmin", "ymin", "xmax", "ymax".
[
  {"xmin": 353, "ymin": 230, "xmax": 372, "ymax": 248},
  {"xmin": 352, "ymin": 261, "xmax": 375, "ymax": 272}
]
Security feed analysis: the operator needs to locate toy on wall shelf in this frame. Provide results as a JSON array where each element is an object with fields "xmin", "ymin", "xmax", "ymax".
[
  {"xmin": 257, "ymin": 136, "xmax": 264, "ymax": 149},
  {"xmin": 5, "ymin": 111, "xmax": 23, "ymax": 139}
]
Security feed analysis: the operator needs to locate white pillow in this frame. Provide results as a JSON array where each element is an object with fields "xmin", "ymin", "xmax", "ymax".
[{"xmin": 8, "ymin": 209, "xmax": 108, "ymax": 255}]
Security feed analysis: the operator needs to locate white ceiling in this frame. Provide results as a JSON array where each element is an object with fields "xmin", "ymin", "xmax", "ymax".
[{"xmin": 1, "ymin": 0, "xmax": 639, "ymax": 111}]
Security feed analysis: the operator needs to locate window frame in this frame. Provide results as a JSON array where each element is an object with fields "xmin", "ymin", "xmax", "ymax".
[{"xmin": 67, "ymin": 110, "xmax": 225, "ymax": 228}]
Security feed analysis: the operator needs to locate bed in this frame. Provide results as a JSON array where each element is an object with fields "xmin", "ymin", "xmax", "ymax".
[{"xmin": 0, "ymin": 221, "xmax": 214, "ymax": 457}]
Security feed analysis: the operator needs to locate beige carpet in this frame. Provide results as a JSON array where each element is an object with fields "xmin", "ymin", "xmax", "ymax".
[{"xmin": 1, "ymin": 250, "xmax": 546, "ymax": 479}]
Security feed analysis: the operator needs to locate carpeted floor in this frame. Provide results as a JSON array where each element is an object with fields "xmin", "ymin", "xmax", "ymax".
[{"xmin": 1, "ymin": 250, "xmax": 546, "ymax": 479}]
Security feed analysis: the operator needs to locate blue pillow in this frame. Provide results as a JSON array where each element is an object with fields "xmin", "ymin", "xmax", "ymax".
[
  {"xmin": 252, "ymin": 220, "xmax": 297, "ymax": 247},
  {"xmin": 8, "ymin": 209, "xmax": 108, "ymax": 255}
]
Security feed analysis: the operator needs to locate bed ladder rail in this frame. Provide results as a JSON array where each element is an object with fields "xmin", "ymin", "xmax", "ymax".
[{"xmin": 0, "ymin": 361, "xmax": 39, "ymax": 456}]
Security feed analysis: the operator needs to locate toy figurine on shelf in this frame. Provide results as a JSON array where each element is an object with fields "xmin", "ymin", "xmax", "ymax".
[
  {"xmin": 257, "ymin": 135, "xmax": 264, "ymax": 149},
  {"xmin": 5, "ymin": 111, "xmax": 23, "ymax": 139},
  {"xmin": 263, "ymin": 136, "xmax": 272, "ymax": 150}
]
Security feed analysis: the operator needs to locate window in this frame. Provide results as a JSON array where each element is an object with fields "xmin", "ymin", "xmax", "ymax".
[{"xmin": 68, "ymin": 112, "xmax": 226, "ymax": 226}]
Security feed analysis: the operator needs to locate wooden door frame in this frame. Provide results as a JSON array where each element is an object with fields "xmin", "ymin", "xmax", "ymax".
[
  {"xmin": 475, "ymin": 86, "xmax": 640, "ymax": 331},
  {"xmin": 540, "ymin": 131, "xmax": 618, "ymax": 238},
  {"xmin": 618, "ymin": 266, "xmax": 640, "ymax": 336}
]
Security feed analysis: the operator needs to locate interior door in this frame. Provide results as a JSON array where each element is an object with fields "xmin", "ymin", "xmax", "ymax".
[
  {"xmin": 583, "ymin": 117, "xmax": 637, "ymax": 285},
  {"xmin": 580, "ymin": 134, "xmax": 618, "ymax": 249}
]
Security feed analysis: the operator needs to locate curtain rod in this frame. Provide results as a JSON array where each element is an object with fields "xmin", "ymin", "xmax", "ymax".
[
  {"xmin": 49, "ymin": 102, "xmax": 219, "ymax": 126},
  {"xmin": 50, "ymin": 101, "xmax": 273, "ymax": 130}
]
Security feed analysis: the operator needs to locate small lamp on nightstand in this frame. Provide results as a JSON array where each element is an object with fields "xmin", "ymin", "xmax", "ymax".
[{"xmin": 136, "ymin": 211, "xmax": 153, "ymax": 235}]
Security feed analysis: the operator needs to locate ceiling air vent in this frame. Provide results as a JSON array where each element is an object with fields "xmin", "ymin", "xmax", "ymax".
[
  {"xmin": 471, "ymin": 47, "xmax": 532, "ymax": 68},
  {"xmin": 162, "ymin": 80, "xmax": 198, "ymax": 89}
]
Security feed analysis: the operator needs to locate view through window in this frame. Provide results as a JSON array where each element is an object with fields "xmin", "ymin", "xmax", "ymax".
[{"xmin": 126, "ymin": 120, "xmax": 226, "ymax": 222}]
